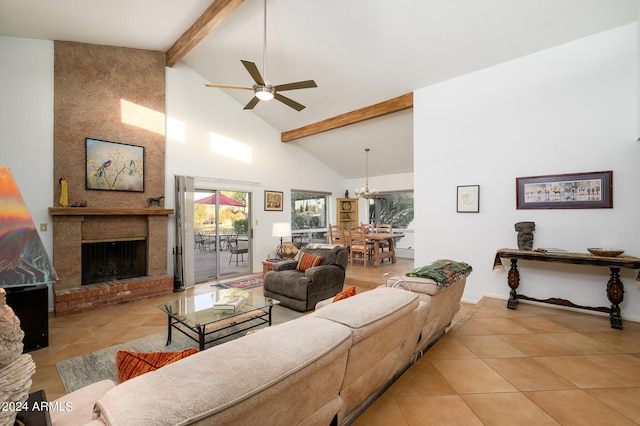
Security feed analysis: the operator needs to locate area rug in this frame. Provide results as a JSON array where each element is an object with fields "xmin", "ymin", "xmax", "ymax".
[
  {"xmin": 56, "ymin": 304, "xmax": 299, "ymax": 393},
  {"xmin": 212, "ymin": 275, "xmax": 263, "ymax": 289}
]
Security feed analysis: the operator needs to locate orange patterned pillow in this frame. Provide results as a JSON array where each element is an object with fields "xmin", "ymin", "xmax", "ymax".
[
  {"xmin": 333, "ymin": 285, "xmax": 356, "ymax": 302},
  {"xmin": 296, "ymin": 253, "xmax": 323, "ymax": 272},
  {"xmin": 115, "ymin": 349, "xmax": 198, "ymax": 383}
]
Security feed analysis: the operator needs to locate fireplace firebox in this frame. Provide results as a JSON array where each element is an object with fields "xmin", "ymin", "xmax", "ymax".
[{"xmin": 82, "ymin": 238, "xmax": 147, "ymax": 285}]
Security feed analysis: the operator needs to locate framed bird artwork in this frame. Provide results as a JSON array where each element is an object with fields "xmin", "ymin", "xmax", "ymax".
[{"xmin": 85, "ymin": 138, "xmax": 144, "ymax": 192}]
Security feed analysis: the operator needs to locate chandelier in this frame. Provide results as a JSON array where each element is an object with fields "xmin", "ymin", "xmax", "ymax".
[{"xmin": 354, "ymin": 148, "xmax": 378, "ymax": 199}]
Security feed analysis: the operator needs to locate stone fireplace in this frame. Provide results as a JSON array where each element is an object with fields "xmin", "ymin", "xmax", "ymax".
[
  {"xmin": 82, "ymin": 238, "xmax": 147, "ymax": 285},
  {"xmin": 49, "ymin": 41, "xmax": 171, "ymax": 316},
  {"xmin": 49, "ymin": 208, "xmax": 173, "ymax": 316}
]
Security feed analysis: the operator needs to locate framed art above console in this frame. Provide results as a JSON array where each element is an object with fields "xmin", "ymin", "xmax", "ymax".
[{"xmin": 516, "ymin": 170, "xmax": 612, "ymax": 210}]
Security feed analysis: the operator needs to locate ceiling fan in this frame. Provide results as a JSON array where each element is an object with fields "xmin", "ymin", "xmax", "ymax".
[{"xmin": 205, "ymin": 0, "xmax": 317, "ymax": 111}]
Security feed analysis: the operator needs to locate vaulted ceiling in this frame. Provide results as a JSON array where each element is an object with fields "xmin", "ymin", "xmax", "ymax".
[{"xmin": 1, "ymin": 0, "xmax": 637, "ymax": 178}]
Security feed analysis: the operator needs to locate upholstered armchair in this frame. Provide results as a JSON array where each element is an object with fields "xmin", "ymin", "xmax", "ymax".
[{"xmin": 263, "ymin": 245, "xmax": 349, "ymax": 311}]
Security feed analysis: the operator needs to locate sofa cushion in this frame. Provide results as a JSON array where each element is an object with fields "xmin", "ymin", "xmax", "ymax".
[
  {"xmin": 115, "ymin": 349, "xmax": 198, "ymax": 383},
  {"xmin": 311, "ymin": 286, "xmax": 419, "ymax": 343},
  {"xmin": 296, "ymin": 252, "xmax": 323, "ymax": 272},
  {"xmin": 333, "ymin": 285, "xmax": 356, "ymax": 302},
  {"xmin": 387, "ymin": 276, "xmax": 440, "ymax": 295}
]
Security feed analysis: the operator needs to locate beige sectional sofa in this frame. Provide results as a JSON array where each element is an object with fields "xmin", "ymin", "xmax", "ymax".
[{"xmin": 50, "ymin": 276, "xmax": 468, "ymax": 426}]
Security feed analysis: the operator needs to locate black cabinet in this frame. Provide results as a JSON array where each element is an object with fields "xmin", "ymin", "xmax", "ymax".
[{"xmin": 5, "ymin": 284, "xmax": 49, "ymax": 352}]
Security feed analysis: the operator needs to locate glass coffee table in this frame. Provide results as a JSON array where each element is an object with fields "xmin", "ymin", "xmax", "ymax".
[{"xmin": 157, "ymin": 289, "xmax": 280, "ymax": 350}]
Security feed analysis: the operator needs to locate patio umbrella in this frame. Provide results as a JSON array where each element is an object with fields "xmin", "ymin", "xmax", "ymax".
[{"xmin": 195, "ymin": 193, "xmax": 246, "ymax": 207}]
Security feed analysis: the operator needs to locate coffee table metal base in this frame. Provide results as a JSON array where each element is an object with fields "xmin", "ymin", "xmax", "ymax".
[{"xmin": 164, "ymin": 305, "xmax": 275, "ymax": 350}]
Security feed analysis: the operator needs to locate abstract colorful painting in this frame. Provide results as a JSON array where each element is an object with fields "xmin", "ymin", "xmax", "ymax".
[
  {"xmin": 86, "ymin": 138, "xmax": 144, "ymax": 192},
  {"xmin": 0, "ymin": 167, "xmax": 57, "ymax": 287}
]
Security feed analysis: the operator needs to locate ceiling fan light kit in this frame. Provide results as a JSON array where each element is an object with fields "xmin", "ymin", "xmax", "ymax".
[
  {"xmin": 254, "ymin": 85, "xmax": 275, "ymax": 101},
  {"xmin": 205, "ymin": 0, "xmax": 316, "ymax": 111}
]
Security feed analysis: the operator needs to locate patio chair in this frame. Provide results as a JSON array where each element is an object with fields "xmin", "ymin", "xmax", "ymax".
[{"xmin": 227, "ymin": 235, "xmax": 248, "ymax": 265}]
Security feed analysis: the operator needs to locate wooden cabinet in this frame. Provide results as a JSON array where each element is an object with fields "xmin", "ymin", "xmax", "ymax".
[{"xmin": 336, "ymin": 198, "xmax": 359, "ymax": 230}]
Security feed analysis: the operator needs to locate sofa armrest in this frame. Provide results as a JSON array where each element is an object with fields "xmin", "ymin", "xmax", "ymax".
[
  {"xmin": 49, "ymin": 379, "xmax": 115, "ymax": 426},
  {"xmin": 304, "ymin": 264, "xmax": 343, "ymax": 280},
  {"xmin": 315, "ymin": 297, "xmax": 334, "ymax": 310},
  {"xmin": 271, "ymin": 260, "xmax": 297, "ymax": 272}
]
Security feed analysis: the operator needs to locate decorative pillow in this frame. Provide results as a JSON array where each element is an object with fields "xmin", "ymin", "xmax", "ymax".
[
  {"xmin": 115, "ymin": 349, "xmax": 198, "ymax": 383},
  {"xmin": 296, "ymin": 253, "xmax": 323, "ymax": 272},
  {"xmin": 333, "ymin": 285, "xmax": 356, "ymax": 302}
]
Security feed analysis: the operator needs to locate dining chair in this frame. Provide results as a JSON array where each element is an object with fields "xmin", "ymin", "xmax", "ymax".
[
  {"xmin": 329, "ymin": 224, "xmax": 347, "ymax": 248},
  {"xmin": 347, "ymin": 227, "xmax": 374, "ymax": 267},
  {"xmin": 360, "ymin": 223, "xmax": 376, "ymax": 258},
  {"xmin": 375, "ymin": 223, "xmax": 393, "ymax": 261},
  {"xmin": 361, "ymin": 223, "xmax": 374, "ymax": 234},
  {"xmin": 376, "ymin": 223, "xmax": 392, "ymax": 234}
]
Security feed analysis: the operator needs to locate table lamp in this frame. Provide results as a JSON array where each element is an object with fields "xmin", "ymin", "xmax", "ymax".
[{"xmin": 272, "ymin": 222, "xmax": 298, "ymax": 259}]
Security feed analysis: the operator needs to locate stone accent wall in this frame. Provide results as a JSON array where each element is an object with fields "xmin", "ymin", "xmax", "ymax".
[
  {"xmin": 53, "ymin": 40, "xmax": 166, "ymax": 208},
  {"xmin": 50, "ymin": 41, "xmax": 173, "ymax": 315}
]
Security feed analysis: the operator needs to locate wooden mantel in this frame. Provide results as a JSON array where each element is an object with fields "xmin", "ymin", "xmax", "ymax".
[{"xmin": 49, "ymin": 207, "xmax": 173, "ymax": 216}]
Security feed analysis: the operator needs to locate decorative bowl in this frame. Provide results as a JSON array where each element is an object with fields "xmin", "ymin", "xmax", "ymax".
[{"xmin": 587, "ymin": 248, "xmax": 625, "ymax": 257}]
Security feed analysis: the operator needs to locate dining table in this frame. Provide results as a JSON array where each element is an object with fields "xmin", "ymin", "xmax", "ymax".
[
  {"xmin": 364, "ymin": 232, "xmax": 404, "ymax": 267},
  {"xmin": 323, "ymin": 230, "xmax": 405, "ymax": 267}
]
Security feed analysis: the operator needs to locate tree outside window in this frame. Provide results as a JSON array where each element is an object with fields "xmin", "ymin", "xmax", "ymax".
[{"xmin": 291, "ymin": 190, "xmax": 329, "ymax": 246}]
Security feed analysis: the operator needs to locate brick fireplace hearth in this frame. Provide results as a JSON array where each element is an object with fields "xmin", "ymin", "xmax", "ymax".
[{"xmin": 49, "ymin": 208, "xmax": 174, "ymax": 316}]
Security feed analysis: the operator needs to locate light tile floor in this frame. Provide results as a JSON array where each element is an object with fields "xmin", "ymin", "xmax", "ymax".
[
  {"xmin": 354, "ymin": 297, "xmax": 640, "ymax": 425},
  {"xmin": 28, "ymin": 259, "xmax": 640, "ymax": 424}
]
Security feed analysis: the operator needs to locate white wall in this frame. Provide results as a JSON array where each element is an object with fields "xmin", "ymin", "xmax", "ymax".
[
  {"xmin": 414, "ymin": 24, "xmax": 640, "ymax": 321},
  {"xmin": 165, "ymin": 64, "xmax": 346, "ymax": 275},
  {"xmin": 0, "ymin": 36, "xmax": 55, "ymax": 306}
]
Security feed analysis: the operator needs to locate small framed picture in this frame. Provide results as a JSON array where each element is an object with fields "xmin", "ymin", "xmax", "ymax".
[
  {"xmin": 457, "ymin": 185, "xmax": 480, "ymax": 213},
  {"xmin": 264, "ymin": 190, "xmax": 283, "ymax": 211}
]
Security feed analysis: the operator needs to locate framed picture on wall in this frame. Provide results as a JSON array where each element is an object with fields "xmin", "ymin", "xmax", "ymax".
[
  {"xmin": 264, "ymin": 190, "xmax": 283, "ymax": 211},
  {"xmin": 457, "ymin": 185, "xmax": 480, "ymax": 213},
  {"xmin": 85, "ymin": 138, "xmax": 144, "ymax": 192},
  {"xmin": 516, "ymin": 171, "xmax": 612, "ymax": 209}
]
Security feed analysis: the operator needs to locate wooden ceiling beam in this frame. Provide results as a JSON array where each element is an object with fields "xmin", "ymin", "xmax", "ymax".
[
  {"xmin": 281, "ymin": 92, "xmax": 413, "ymax": 143},
  {"xmin": 166, "ymin": 0, "xmax": 246, "ymax": 68}
]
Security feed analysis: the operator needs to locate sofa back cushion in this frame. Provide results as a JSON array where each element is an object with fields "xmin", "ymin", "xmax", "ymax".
[
  {"xmin": 300, "ymin": 244, "xmax": 349, "ymax": 270},
  {"xmin": 310, "ymin": 287, "xmax": 420, "ymax": 423}
]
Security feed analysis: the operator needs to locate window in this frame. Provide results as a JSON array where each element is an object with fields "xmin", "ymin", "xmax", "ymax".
[
  {"xmin": 367, "ymin": 191, "xmax": 414, "ymax": 229},
  {"xmin": 291, "ymin": 190, "xmax": 330, "ymax": 246},
  {"xmin": 368, "ymin": 191, "xmax": 414, "ymax": 251}
]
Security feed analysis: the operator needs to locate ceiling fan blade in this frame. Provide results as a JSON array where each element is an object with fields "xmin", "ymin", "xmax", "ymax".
[
  {"xmin": 241, "ymin": 60, "xmax": 266, "ymax": 86},
  {"xmin": 274, "ymin": 93, "xmax": 305, "ymax": 111},
  {"xmin": 273, "ymin": 80, "xmax": 318, "ymax": 92},
  {"xmin": 244, "ymin": 96, "xmax": 261, "ymax": 110},
  {"xmin": 205, "ymin": 83, "xmax": 253, "ymax": 90}
]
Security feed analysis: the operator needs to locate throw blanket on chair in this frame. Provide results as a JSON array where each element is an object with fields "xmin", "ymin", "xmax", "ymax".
[{"xmin": 406, "ymin": 259, "xmax": 473, "ymax": 288}]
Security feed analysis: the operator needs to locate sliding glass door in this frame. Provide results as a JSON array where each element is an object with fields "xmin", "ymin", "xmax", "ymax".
[
  {"xmin": 193, "ymin": 189, "xmax": 251, "ymax": 282},
  {"xmin": 174, "ymin": 175, "xmax": 253, "ymax": 288}
]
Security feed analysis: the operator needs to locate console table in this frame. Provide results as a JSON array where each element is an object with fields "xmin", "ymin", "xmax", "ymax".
[{"xmin": 494, "ymin": 248, "xmax": 640, "ymax": 329}]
